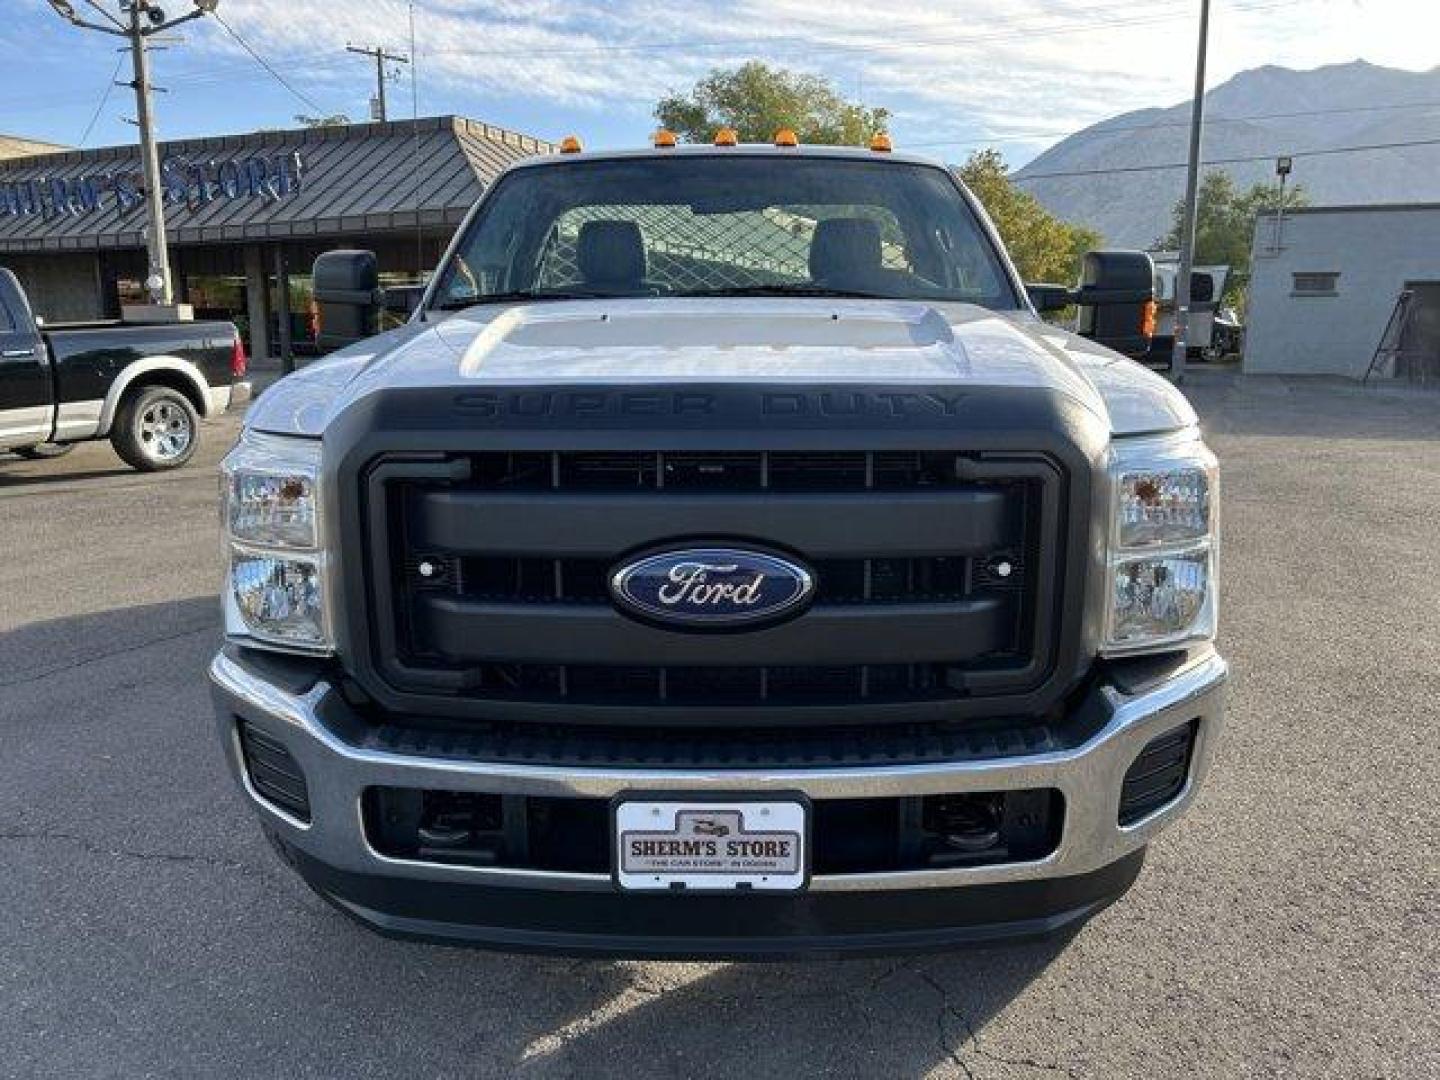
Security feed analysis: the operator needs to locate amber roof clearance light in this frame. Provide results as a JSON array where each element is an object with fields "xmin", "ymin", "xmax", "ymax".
[
  {"xmin": 653, "ymin": 129, "xmax": 678, "ymax": 148},
  {"xmin": 773, "ymin": 128, "xmax": 799, "ymax": 147},
  {"xmin": 559, "ymin": 135, "xmax": 584, "ymax": 154},
  {"xmin": 869, "ymin": 131, "xmax": 893, "ymax": 153},
  {"xmin": 713, "ymin": 127, "xmax": 739, "ymax": 147}
]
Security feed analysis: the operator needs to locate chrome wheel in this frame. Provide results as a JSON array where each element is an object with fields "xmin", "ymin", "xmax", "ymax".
[{"xmin": 139, "ymin": 398, "xmax": 194, "ymax": 462}]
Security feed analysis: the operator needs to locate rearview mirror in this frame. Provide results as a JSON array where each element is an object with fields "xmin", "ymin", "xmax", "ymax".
[
  {"xmin": 313, "ymin": 250, "xmax": 381, "ymax": 355},
  {"xmin": 1074, "ymin": 250, "xmax": 1156, "ymax": 359}
]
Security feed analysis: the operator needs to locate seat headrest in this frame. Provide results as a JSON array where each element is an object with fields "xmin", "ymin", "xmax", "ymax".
[
  {"xmin": 809, "ymin": 218, "xmax": 883, "ymax": 282},
  {"xmin": 577, "ymin": 220, "xmax": 646, "ymax": 287}
]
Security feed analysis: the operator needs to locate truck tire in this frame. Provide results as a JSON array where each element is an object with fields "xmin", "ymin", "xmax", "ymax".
[
  {"xmin": 111, "ymin": 385, "xmax": 200, "ymax": 471},
  {"xmin": 13, "ymin": 442, "xmax": 75, "ymax": 460}
]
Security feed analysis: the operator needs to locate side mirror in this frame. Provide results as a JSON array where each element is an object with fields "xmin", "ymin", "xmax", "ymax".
[
  {"xmin": 313, "ymin": 250, "xmax": 381, "ymax": 355},
  {"xmin": 1074, "ymin": 250, "xmax": 1156, "ymax": 359},
  {"xmin": 1026, "ymin": 283, "xmax": 1073, "ymax": 313}
]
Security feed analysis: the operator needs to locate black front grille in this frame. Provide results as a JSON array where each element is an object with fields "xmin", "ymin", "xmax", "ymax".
[
  {"xmin": 416, "ymin": 553, "xmax": 1006, "ymax": 607},
  {"xmin": 1119, "ymin": 721, "xmax": 1198, "ymax": 826},
  {"xmin": 238, "ymin": 722, "xmax": 311, "ymax": 822},
  {"xmin": 362, "ymin": 447, "xmax": 1066, "ymax": 724},
  {"xmin": 449, "ymin": 662, "xmax": 961, "ymax": 706},
  {"xmin": 468, "ymin": 450, "xmax": 978, "ymax": 493}
]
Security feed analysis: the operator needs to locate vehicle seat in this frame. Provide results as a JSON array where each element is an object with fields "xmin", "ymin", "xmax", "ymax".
[
  {"xmin": 809, "ymin": 218, "xmax": 884, "ymax": 291},
  {"xmin": 576, "ymin": 220, "xmax": 647, "ymax": 293}
]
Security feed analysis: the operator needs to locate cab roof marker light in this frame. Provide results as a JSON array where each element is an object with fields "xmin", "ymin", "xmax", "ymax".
[
  {"xmin": 870, "ymin": 131, "xmax": 894, "ymax": 153},
  {"xmin": 653, "ymin": 129, "xmax": 678, "ymax": 148},
  {"xmin": 559, "ymin": 135, "xmax": 583, "ymax": 154},
  {"xmin": 713, "ymin": 127, "xmax": 739, "ymax": 147},
  {"xmin": 773, "ymin": 128, "xmax": 799, "ymax": 147}
]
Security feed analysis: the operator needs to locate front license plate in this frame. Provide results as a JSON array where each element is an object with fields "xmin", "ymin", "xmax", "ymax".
[{"xmin": 614, "ymin": 799, "xmax": 808, "ymax": 892}]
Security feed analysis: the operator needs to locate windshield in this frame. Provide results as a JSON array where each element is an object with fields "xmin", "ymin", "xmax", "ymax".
[{"xmin": 431, "ymin": 156, "xmax": 1019, "ymax": 311}]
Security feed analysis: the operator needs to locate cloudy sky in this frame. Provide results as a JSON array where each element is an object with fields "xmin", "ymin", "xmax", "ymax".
[{"xmin": 1, "ymin": 0, "xmax": 1434, "ymax": 166}]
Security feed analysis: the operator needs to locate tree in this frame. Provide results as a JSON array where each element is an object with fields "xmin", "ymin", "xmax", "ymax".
[
  {"xmin": 655, "ymin": 62, "xmax": 889, "ymax": 145},
  {"xmin": 1155, "ymin": 170, "xmax": 1307, "ymax": 309},
  {"xmin": 957, "ymin": 149, "xmax": 1101, "ymax": 285}
]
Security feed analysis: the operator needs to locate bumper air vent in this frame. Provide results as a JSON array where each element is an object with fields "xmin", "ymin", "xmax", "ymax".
[
  {"xmin": 238, "ymin": 721, "xmax": 311, "ymax": 823},
  {"xmin": 1118, "ymin": 720, "xmax": 1198, "ymax": 826}
]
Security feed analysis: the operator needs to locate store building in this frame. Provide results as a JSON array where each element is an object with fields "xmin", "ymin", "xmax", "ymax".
[
  {"xmin": 0, "ymin": 116, "xmax": 552, "ymax": 361},
  {"xmin": 1246, "ymin": 204, "xmax": 1440, "ymax": 380}
]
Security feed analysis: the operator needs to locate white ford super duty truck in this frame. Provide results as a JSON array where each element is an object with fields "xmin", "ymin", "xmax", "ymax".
[{"xmin": 211, "ymin": 136, "xmax": 1224, "ymax": 957}]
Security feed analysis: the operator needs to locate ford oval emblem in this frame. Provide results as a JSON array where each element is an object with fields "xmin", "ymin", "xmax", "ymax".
[{"xmin": 609, "ymin": 547, "xmax": 815, "ymax": 629}]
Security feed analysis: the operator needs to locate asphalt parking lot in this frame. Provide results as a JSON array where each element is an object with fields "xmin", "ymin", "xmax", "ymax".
[{"xmin": 1, "ymin": 370, "xmax": 1436, "ymax": 1079}]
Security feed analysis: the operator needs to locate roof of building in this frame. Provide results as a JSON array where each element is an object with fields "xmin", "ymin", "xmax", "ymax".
[
  {"xmin": 0, "ymin": 135, "xmax": 67, "ymax": 160},
  {"xmin": 0, "ymin": 116, "xmax": 553, "ymax": 254},
  {"xmin": 1255, "ymin": 202, "xmax": 1440, "ymax": 219}
]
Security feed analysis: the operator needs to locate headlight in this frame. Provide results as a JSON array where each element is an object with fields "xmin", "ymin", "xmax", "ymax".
[
  {"xmin": 1104, "ymin": 431, "xmax": 1218, "ymax": 655},
  {"xmin": 224, "ymin": 435, "xmax": 319, "ymax": 548},
  {"xmin": 220, "ymin": 432, "xmax": 332, "ymax": 653}
]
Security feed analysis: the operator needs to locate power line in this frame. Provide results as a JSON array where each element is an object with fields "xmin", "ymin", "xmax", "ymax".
[
  {"xmin": 0, "ymin": 0, "xmax": 1292, "ymax": 119},
  {"xmin": 77, "ymin": 53, "xmax": 125, "ymax": 147},
  {"xmin": 1013, "ymin": 135, "xmax": 1440, "ymax": 181},
  {"xmin": 210, "ymin": 10, "xmax": 329, "ymax": 115}
]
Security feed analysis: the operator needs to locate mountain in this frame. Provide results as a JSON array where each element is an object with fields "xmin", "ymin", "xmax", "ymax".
[{"xmin": 1014, "ymin": 61, "xmax": 1440, "ymax": 248}]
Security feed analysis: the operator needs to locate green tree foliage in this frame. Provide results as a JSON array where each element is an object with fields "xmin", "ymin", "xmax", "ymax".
[
  {"xmin": 655, "ymin": 62, "xmax": 889, "ymax": 145},
  {"xmin": 1155, "ymin": 170, "xmax": 1307, "ymax": 308},
  {"xmin": 956, "ymin": 150, "xmax": 1101, "ymax": 285}
]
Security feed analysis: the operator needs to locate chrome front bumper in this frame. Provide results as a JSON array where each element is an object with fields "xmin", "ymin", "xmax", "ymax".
[{"xmin": 210, "ymin": 649, "xmax": 1228, "ymax": 896}]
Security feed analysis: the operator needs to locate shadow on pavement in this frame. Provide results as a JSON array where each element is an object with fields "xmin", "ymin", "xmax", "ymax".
[
  {"xmin": 0, "ymin": 597, "xmax": 217, "ymax": 688},
  {"xmin": 0, "ymin": 462, "xmax": 147, "ymax": 489},
  {"xmin": 3, "ymin": 596, "xmax": 1080, "ymax": 1078},
  {"xmin": 276, "ymin": 909, "xmax": 1075, "ymax": 1078}
]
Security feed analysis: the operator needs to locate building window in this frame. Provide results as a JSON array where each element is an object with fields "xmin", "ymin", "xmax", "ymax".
[{"xmin": 1292, "ymin": 271, "xmax": 1339, "ymax": 296}]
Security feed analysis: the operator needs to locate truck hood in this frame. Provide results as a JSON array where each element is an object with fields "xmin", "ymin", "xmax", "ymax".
[{"xmin": 246, "ymin": 298, "xmax": 1196, "ymax": 439}]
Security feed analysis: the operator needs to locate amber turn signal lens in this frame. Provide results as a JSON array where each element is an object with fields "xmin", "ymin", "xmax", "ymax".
[{"xmin": 1141, "ymin": 298, "xmax": 1158, "ymax": 337}]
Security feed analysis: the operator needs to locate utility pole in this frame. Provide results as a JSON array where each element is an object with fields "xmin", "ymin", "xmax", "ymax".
[
  {"xmin": 128, "ymin": 2, "xmax": 171, "ymax": 306},
  {"xmin": 347, "ymin": 44, "xmax": 408, "ymax": 122},
  {"xmin": 46, "ymin": 1, "xmax": 221, "ymax": 311},
  {"xmin": 1171, "ymin": 0, "xmax": 1211, "ymax": 386}
]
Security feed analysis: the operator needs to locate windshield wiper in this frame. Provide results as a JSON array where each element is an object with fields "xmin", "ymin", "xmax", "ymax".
[
  {"xmin": 682, "ymin": 284, "xmax": 894, "ymax": 300},
  {"xmin": 433, "ymin": 290, "xmax": 617, "ymax": 311}
]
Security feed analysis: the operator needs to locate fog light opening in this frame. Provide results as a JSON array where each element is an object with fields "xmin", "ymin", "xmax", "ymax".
[{"xmin": 924, "ymin": 794, "xmax": 1004, "ymax": 853}]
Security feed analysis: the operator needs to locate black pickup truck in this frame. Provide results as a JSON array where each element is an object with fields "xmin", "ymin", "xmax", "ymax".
[{"xmin": 0, "ymin": 268, "xmax": 248, "ymax": 470}]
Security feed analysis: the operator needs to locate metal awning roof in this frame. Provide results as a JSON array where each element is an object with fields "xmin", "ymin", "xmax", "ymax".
[
  {"xmin": 1, "ymin": 135, "xmax": 67, "ymax": 160},
  {"xmin": 0, "ymin": 116, "xmax": 552, "ymax": 254}
]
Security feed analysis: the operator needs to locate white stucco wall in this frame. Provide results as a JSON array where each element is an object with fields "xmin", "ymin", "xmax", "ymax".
[{"xmin": 1245, "ymin": 205, "xmax": 1440, "ymax": 378}]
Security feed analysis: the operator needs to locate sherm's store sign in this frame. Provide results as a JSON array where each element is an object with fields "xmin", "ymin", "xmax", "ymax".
[{"xmin": 0, "ymin": 151, "xmax": 305, "ymax": 220}]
